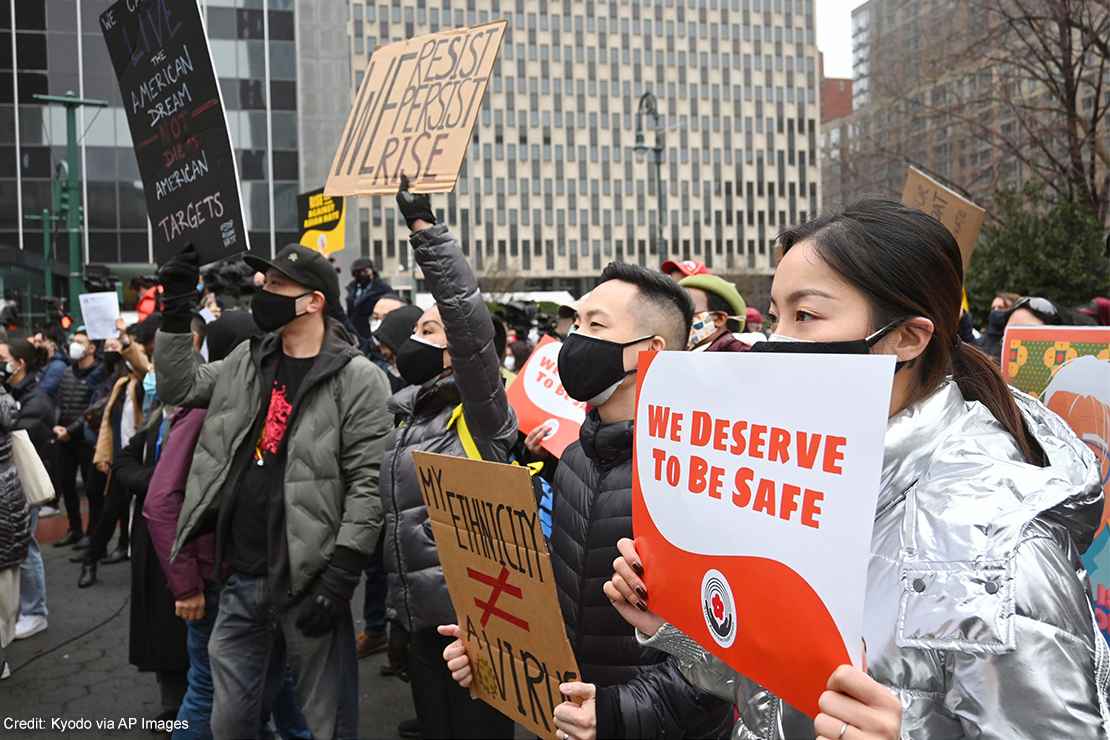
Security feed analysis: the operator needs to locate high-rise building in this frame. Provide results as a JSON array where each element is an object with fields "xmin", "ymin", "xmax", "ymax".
[
  {"xmin": 818, "ymin": 73, "xmax": 851, "ymax": 213},
  {"xmin": 344, "ymin": 0, "xmax": 822, "ymax": 299},
  {"xmin": 1, "ymin": 0, "xmax": 349, "ymax": 324}
]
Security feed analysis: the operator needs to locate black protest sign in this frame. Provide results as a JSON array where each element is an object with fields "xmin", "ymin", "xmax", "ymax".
[
  {"xmin": 326, "ymin": 20, "xmax": 507, "ymax": 197},
  {"xmin": 100, "ymin": 0, "xmax": 248, "ymax": 264}
]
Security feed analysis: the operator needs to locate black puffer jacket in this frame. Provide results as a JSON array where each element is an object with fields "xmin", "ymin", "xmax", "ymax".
[
  {"xmin": 0, "ymin": 390, "xmax": 31, "ymax": 570},
  {"xmin": 381, "ymin": 224, "xmax": 517, "ymax": 632},
  {"xmin": 56, "ymin": 361, "xmax": 107, "ymax": 436},
  {"xmin": 550, "ymin": 411, "xmax": 732, "ymax": 739},
  {"xmin": 8, "ymin": 374, "xmax": 56, "ymax": 455}
]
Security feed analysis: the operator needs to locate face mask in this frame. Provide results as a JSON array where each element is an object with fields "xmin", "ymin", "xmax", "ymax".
[
  {"xmin": 251, "ymin": 289, "xmax": 312, "ymax": 333},
  {"xmin": 396, "ymin": 335, "xmax": 447, "ymax": 387},
  {"xmin": 987, "ymin": 309, "xmax": 1008, "ymax": 332},
  {"xmin": 3, "ymin": 361, "xmax": 16, "ymax": 376},
  {"xmin": 687, "ymin": 312, "xmax": 721, "ymax": 350},
  {"xmin": 354, "ymin": 272, "xmax": 371, "ymax": 287},
  {"xmin": 370, "ymin": 318, "xmax": 383, "ymax": 334},
  {"xmin": 69, "ymin": 342, "xmax": 87, "ymax": 362},
  {"xmin": 142, "ymin": 370, "xmax": 158, "ymax": 414},
  {"xmin": 752, "ymin": 319, "xmax": 904, "ymax": 356},
  {"xmin": 557, "ymin": 331, "xmax": 653, "ymax": 405},
  {"xmin": 503, "ymin": 355, "xmax": 516, "ymax": 371}
]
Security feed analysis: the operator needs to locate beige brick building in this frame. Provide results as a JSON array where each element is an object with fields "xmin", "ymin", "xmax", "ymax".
[{"xmin": 343, "ymin": 0, "xmax": 821, "ymax": 298}]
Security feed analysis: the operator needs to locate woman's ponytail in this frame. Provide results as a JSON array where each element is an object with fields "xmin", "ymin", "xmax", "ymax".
[{"xmin": 950, "ymin": 339, "xmax": 1045, "ymax": 466}]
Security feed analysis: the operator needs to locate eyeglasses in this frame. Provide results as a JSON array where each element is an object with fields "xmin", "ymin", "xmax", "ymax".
[{"xmin": 1011, "ymin": 296, "xmax": 1060, "ymax": 322}]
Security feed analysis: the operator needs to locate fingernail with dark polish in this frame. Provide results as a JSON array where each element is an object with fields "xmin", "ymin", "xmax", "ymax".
[
  {"xmin": 635, "ymin": 586, "xmax": 648, "ymax": 599},
  {"xmin": 632, "ymin": 562, "xmax": 644, "ymax": 577},
  {"xmin": 636, "ymin": 600, "xmax": 648, "ymax": 611}
]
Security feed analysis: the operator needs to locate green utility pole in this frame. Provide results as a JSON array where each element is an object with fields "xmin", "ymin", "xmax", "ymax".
[
  {"xmin": 22, "ymin": 208, "xmax": 58, "ymax": 299},
  {"xmin": 32, "ymin": 91, "xmax": 108, "ymax": 324}
]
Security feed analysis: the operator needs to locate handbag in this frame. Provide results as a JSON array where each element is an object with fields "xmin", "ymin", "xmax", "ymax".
[{"xmin": 10, "ymin": 430, "xmax": 55, "ymax": 506}]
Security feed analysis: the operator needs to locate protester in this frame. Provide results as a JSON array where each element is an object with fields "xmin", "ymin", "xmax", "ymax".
[
  {"xmin": 379, "ymin": 178, "xmax": 519, "ymax": 740},
  {"xmin": 735, "ymin": 306, "xmax": 769, "ymax": 345},
  {"xmin": 0, "ymin": 339, "xmax": 53, "ymax": 641},
  {"xmin": 1006, "ymin": 295, "xmax": 1064, "ymax": 328},
  {"xmin": 154, "ymin": 240, "xmax": 393, "ymax": 739},
  {"xmin": 441, "ymin": 261, "xmax": 733, "ymax": 739},
  {"xmin": 0, "ymin": 387, "xmax": 31, "ymax": 680},
  {"xmin": 659, "ymin": 258, "xmax": 710, "ymax": 280},
  {"xmin": 75, "ymin": 322, "xmax": 158, "ymax": 586},
  {"xmin": 551, "ymin": 303, "xmax": 577, "ymax": 340},
  {"xmin": 370, "ymin": 294, "xmax": 406, "ymax": 335},
  {"xmin": 679, "ymin": 273, "xmax": 750, "ymax": 351},
  {"xmin": 346, "ymin": 258, "xmax": 394, "ymax": 341},
  {"xmin": 30, "ymin": 328, "xmax": 67, "ymax": 401},
  {"xmin": 372, "ymin": 304, "xmax": 422, "ymax": 385},
  {"xmin": 604, "ymin": 199, "xmax": 1108, "ymax": 738},
  {"xmin": 51, "ymin": 330, "xmax": 110, "ymax": 548},
  {"xmin": 1077, "ymin": 296, "xmax": 1110, "ymax": 325},
  {"xmin": 991, "ymin": 291, "xmax": 1021, "ymax": 312}
]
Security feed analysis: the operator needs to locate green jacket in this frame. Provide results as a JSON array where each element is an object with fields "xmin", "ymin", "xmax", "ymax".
[{"xmin": 154, "ymin": 318, "xmax": 393, "ymax": 595}]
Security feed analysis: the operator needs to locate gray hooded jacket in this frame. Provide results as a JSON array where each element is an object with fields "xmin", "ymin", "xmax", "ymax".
[
  {"xmin": 642, "ymin": 381, "xmax": 1109, "ymax": 739},
  {"xmin": 381, "ymin": 224, "xmax": 518, "ymax": 632}
]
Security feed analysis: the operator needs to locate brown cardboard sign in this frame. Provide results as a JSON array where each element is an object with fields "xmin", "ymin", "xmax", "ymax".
[
  {"xmin": 414, "ymin": 451, "xmax": 579, "ymax": 739},
  {"xmin": 901, "ymin": 167, "xmax": 986, "ymax": 271},
  {"xmin": 326, "ymin": 20, "xmax": 507, "ymax": 197}
]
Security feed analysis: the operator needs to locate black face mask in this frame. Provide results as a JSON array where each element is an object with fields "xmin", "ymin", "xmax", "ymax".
[
  {"xmin": 557, "ymin": 332, "xmax": 653, "ymax": 405},
  {"xmin": 252, "ymin": 289, "xmax": 312, "ymax": 333},
  {"xmin": 986, "ymin": 309, "xmax": 1008, "ymax": 333},
  {"xmin": 396, "ymin": 336, "xmax": 447, "ymax": 387},
  {"xmin": 751, "ymin": 319, "xmax": 905, "ymax": 359}
]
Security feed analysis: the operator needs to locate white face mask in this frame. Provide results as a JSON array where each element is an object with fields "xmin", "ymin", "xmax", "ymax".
[
  {"xmin": 503, "ymin": 355, "xmax": 516, "ymax": 371},
  {"xmin": 3, "ymin": 361, "xmax": 16, "ymax": 376},
  {"xmin": 69, "ymin": 342, "xmax": 87, "ymax": 361},
  {"xmin": 687, "ymin": 311, "xmax": 721, "ymax": 349},
  {"xmin": 764, "ymin": 333, "xmax": 812, "ymax": 343},
  {"xmin": 370, "ymin": 318, "xmax": 383, "ymax": 334}
]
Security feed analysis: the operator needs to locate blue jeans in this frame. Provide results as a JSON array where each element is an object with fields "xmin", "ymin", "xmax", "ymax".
[
  {"xmin": 19, "ymin": 508, "xmax": 46, "ymax": 618},
  {"xmin": 174, "ymin": 585, "xmax": 313, "ymax": 740}
]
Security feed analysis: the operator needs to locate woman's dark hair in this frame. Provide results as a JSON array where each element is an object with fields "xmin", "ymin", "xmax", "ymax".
[
  {"xmin": 777, "ymin": 199, "xmax": 1045, "ymax": 465},
  {"xmin": 8, "ymin": 338, "xmax": 48, "ymax": 375}
]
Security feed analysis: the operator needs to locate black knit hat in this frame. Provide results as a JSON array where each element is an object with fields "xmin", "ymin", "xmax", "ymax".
[{"xmin": 373, "ymin": 305, "xmax": 423, "ymax": 353}]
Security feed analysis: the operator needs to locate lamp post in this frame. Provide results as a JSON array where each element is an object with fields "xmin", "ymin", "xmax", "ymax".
[
  {"xmin": 634, "ymin": 91, "xmax": 666, "ymax": 259},
  {"xmin": 33, "ymin": 91, "xmax": 109, "ymax": 324}
]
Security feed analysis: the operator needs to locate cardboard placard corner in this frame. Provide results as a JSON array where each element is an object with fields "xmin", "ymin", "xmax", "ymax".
[
  {"xmin": 413, "ymin": 451, "xmax": 579, "ymax": 739},
  {"xmin": 506, "ymin": 336, "xmax": 586, "ymax": 457},
  {"xmin": 325, "ymin": 19, "xmax": 509, "ymax": 197},
  {"xmin": 78, "ymin": 292, "xmax": 121, "ymax": 340},
  {"xmin": 900, "ymin": 167, "xmax": 985, "ymax": 271},
  {"xmin": 632, "ymin": 352, "xmax": 894, "ymax": 717}
]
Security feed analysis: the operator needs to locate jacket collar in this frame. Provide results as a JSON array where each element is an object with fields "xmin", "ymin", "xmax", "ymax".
[
  {"xmin": 251, "ymin": 317, "xmax": 360, "ymax": 405},
  {"xmin": 579, "ymin": 410, "xmax": 634, "ymax": 470},
  {"xmin": 388, "ymin": 371, "xmax": 459, "ymax": 420}
]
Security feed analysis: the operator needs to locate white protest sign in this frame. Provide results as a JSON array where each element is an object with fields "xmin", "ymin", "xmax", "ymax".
[
  {"xmin": 632, "ymin": 351, "xmax": 894, "ymax": 718},
  {"xmin": 78, "ymin": 292, "xmax": 122, "ymax": 340}
]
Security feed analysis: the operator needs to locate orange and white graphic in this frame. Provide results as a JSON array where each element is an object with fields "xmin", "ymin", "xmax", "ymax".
[
  {"xmin": 506, "ymin": 336, "xmax": 587, "ymax": 457},
  {"xmin": 633, "ymin": 351, "xmax": 895, "ymax": 718}
]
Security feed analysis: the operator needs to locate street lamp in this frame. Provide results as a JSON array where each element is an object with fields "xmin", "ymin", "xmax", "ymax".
[{"xmin": 634, "ymin": 91, "xmax": 666, "ymax": 260}]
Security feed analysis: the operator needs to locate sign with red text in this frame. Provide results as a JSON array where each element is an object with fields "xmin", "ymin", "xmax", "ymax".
[
  {"xmin": 633, "ymin": 351, "xmax": 895, "ymax": 718},
  {"xmin": 414, "ymin": 452, "xmax": 579, "ymax": 739},
  {"xmin": 506, "ymin": 336, "xmax": 586, "ymax": 457},
  {"xmin": 326, "ymin": 20, "xmax": 507, "ymax": 196}
]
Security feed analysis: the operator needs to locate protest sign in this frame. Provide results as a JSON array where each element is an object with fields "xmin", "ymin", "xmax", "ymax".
[
  {"xmin": 414, "ymin": 451, "xmax": 579, "ymax": 739},
  {"xmin": 1040, "ymin": 356, "xmax": 1110, "ymax": 641},
  {"xmin": 297, "ymin": 187, "xmax": 346, "ymax": 255},
  {"xmin": 632, "ymin": 351, "xmax": 895, "ymax": 717},
  {"xmin": 506, "ymin": 336, "xmax": 586, "ymax": 457},
  {"xmin": 78, "ymin": 292, "xmax": 121, "ymax": 340},
  {"xmin": 100, "ymin": 0, "xmax": 248, "ymax": 265},
  {"xmin": 325, "ymin": 20, "xmax": 508, "ymax": 197},
  {"xmin": 1001, "ymin": 325, "xmax": 1110, "ymax": 396},
  {"xmin": 901, "ymin": 167, "xmax": 985, "ymax": 271}
]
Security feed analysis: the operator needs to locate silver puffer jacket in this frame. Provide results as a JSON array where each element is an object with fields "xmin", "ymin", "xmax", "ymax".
[{"xmin": 642, "ymin": 381, "xmax": 1110, "ymax": 739}]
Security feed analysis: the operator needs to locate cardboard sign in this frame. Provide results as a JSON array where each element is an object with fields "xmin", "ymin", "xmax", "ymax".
[
  {"xmin": 901, "ymin": 167, "xmax": 985, "ymax": 271},
  {"xmin": 297, "ymin": 188, "xmax": 346, "ymax": 255},
  {"xmin": 414, "ymin": 451, "xmax": 579, "ymax": 739},
  {"xmin": 633, "ymin": 351, "xmax": 895, "ymax": 718},
  {"xmin": 1002, "ymin": 325, "xmax": 1110, "ymax": 396},
  {"xmin": 78, "ymin": 292, "xmax": 121, "ymax": 340},
  {"xmin": 100, "ymin": 0, "xmax": 248, "ymax": 264},
  {"xmin": 506, "ymin": 336, "xmax": 586, "ymax": 457},
  {"xmin": 325, "ymin": 20, "xmax": 508, "ymax": 196}
]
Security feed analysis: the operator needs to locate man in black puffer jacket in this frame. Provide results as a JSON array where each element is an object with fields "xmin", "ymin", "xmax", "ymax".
[{"xmin": 439, "ymin": 263, "xmax": 732, "ymax": 739}]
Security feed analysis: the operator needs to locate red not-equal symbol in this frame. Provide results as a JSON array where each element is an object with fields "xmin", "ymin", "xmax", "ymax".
[{"xmin": 467, "ymin": 565, "xmax": 530, "ymax": 631}]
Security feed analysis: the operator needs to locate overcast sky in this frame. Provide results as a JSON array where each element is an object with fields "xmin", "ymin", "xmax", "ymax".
[{"xmin": 816, "ymin": 0, "xmax": 863, "ymax": 78}]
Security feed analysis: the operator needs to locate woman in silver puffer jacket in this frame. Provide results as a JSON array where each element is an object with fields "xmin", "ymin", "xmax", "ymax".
[
  {"xmin": 0, "ymin": 386, "xmax": 32, "ymax": 679},
  {"xmin": 607, "ymin": 200, "xmax": 1109, "ymax": 740}
]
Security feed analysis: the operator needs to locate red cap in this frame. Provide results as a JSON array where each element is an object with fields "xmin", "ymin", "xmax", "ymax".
[
  {"xmin": 746, "ymin": 306, "xmax": 764, "ymax": 325},
  {"xmin": 660, "ymin": 259, "xmax": 710, "ymax": 277}
]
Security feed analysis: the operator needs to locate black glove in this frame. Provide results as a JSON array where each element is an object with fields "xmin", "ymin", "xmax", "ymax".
[
  {"xmin": 294, "ymin": 560, "xmax": 361, "ymax": 638},
  {"xmin": 396, "ymin": 174, "xmax": 436, "ymax": 231},
  {"xmin": 158, "ymin": 244, "xmax": 200, "ymax": 332}
]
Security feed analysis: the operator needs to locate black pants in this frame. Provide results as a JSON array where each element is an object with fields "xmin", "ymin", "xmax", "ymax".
[
  {"xmin": 406, "ymin": 626, "xmax": 515, "ymax": 739},
  {"xmin": 84, "ymin": 477, "xmax": 132, "ymax": 563},
  {"xmin": 54, "ymin": 438, "xmax": 105, "ymax": 537}
]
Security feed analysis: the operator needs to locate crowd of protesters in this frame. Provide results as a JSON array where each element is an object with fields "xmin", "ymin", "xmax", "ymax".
[{"xmin": 0, "ymin": 185, "xmax": 1108, "ymax": 740}]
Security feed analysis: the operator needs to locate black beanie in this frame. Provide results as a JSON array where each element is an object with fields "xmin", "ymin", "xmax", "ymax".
[
  {"xmin": 374, "ymin": 305, "xmax": 424, "ymax": 353},
  {"xmin": 205, "ymin": 310, "xmax": 259, "ymax": 362}
]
